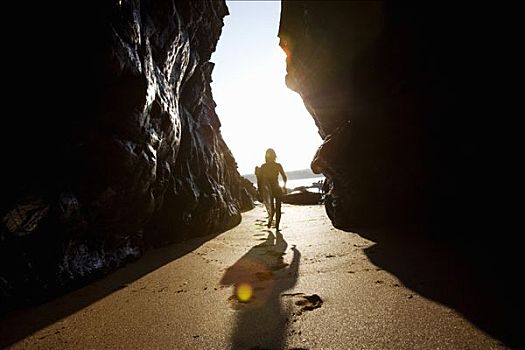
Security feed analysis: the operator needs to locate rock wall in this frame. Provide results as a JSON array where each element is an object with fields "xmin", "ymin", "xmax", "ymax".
[
  {"xmin": 279, "ymin": 5, "xmax": 519, "ymax": 346},
  {"xmin": 0, "ymin": 0, "xmax": 252, "ymax": 312},
  {"xmin": 278, "ymin": 1, "xmax": 515, "ymax": 232}
]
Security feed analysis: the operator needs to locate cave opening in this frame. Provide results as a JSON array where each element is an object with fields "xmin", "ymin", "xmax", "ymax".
[{"xmin": 210, "ymin": 0, "xmax": 321, "ymax": 179}]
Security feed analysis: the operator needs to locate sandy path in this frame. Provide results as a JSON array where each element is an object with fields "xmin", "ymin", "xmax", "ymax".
[{"xmin": 0, "ymin": 204, "xmax": 507, "ymax": 349}]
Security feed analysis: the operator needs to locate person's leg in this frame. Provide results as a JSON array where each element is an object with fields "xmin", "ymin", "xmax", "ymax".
[
  {"xmin": 275, "ymin": 198, "xmax": 282, "ymax": 230},
  {"xmin": 268, "ymin": 196, "xmax": 275, "ymax": 228}
]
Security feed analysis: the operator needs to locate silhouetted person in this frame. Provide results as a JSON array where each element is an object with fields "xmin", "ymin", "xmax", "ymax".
[
  {"xmin": 258, "ymin": 148, "xmax": 287, "ymax": 231},
  {"xmin": 322, "ymin": 178, "xmax": 329, "ymax": 195}
]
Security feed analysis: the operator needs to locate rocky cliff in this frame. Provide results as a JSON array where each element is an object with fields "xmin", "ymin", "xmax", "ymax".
[
  {"xmin": 0, "ymin": 0, "xmax": 252, "ymax": 312},
  {"xmin": 278, "ymin": 1, "xmax": 516, "ymax": 233},
  {"xmin": 278, "ymin": 3, "xmax": 519, "ymax": 346}
]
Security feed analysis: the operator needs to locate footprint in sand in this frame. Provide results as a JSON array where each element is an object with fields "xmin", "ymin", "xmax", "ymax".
[{"xmin": 282, "ymin": 293, "xmax": 323, "ymax": 316}]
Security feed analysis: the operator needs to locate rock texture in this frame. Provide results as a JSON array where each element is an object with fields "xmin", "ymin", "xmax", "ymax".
[
  {"xmin": 278, "ymin": 2, "xmax": 516, "ymax": 232},
  {"xmin": 278, "ymin": 4, "xmax": 520, "ymax": 347},
  {"xmin": 1, "ymin": 0, "xmax": 252, "ymax": 312}
]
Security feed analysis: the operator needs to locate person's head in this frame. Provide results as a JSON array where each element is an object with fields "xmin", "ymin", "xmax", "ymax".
[{"xmin": 265, "ymin": 148, "xmax": 277, "ymax": 162}]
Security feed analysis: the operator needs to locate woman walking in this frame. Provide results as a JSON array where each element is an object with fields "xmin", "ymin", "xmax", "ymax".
[{"xmin": 258, "ymin": 148, "xmax": 287, "ymax": 231}]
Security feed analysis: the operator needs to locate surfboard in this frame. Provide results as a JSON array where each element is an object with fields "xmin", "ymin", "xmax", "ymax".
[{"xmin": 255, "ymin": 166, "xmax": 272, "ymax": 217}]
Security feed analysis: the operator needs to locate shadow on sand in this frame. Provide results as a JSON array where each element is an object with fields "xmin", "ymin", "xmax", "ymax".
[
  {"xmin": 358, "ymin": 227, "xmax": 521, "ymax": 349},
  {"xmin": 221, "ymin": 230, "xmax": 300, "ymax": 350},
  {"xmin": 0, "ymin": 232, "xmax": 222, "ymax": 348}
]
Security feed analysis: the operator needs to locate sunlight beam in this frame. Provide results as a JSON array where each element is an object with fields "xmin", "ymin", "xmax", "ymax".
[{"xmin": 211, "ymin": 1, "xmax": 321, "ymax": 175}]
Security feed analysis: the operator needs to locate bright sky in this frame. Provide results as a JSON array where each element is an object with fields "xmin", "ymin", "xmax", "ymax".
[{"xmin": 210, "ymin": 0, "xmax": 321, "ymax": 175}]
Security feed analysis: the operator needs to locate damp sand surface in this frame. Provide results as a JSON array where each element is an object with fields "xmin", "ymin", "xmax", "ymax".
[{"xmin": 0, "ymin": 204, "xmax": 507, "ymax": 349}]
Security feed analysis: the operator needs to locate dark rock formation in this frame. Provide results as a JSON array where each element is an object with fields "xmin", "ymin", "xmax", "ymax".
[
  {"xmin": 279, "ymin": 1, "xmax": 517, "ymax": 233},
  {"xmin": 239, "ymin": 177, "xmax": 258, "ymax": 210},
  {"xmin": 282, "ymin": 190, "xmax": 322, "ymax": 205},
  {"xmin": 279, "ymin": 2, "xmax": 520, "ymax": 347},
  {"xmin": 1, "ymin": 0, "xmax": 251, "ymax": 312}
]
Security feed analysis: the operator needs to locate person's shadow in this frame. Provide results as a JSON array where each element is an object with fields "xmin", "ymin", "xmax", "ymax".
[{"xmin": 220, "ymin": 231, "xmax": 300, "ymax": 350}]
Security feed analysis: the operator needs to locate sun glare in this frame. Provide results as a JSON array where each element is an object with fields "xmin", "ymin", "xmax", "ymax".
[
  {"xmin": 236, "ymin": 282, "xmax": 253, "ymax": 302},
  {"xmin": 211, "ymin": 1, "xmax": 321, "ymax": 175}
]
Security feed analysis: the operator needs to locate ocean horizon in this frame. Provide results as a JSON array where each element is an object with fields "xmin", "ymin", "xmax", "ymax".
[
  {"xmin": 242, "ymin": 168, "xmax": 325, "ymax": 192},
  {"xmin": 242, "ymin": 167, "xmax": 323, "ymax": 183},
  {"xmin": 283, "ymin": 177, "xmax": 325, "ymax": 191}
]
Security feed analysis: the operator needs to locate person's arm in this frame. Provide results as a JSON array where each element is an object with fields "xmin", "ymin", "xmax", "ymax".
[{"xmin": 279, "ymin": 163, "xmax": 287, "ymax": 190}]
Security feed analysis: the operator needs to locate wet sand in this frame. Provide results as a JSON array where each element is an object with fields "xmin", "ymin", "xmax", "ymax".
[{"xmin": 0, "ymin": 204, "xmax": 510, "ymax": 349}]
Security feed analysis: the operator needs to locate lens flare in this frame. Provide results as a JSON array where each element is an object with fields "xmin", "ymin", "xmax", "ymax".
[{"xmin": 236, "ymin": 283, "xmax": 253, "ymax": 302}]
